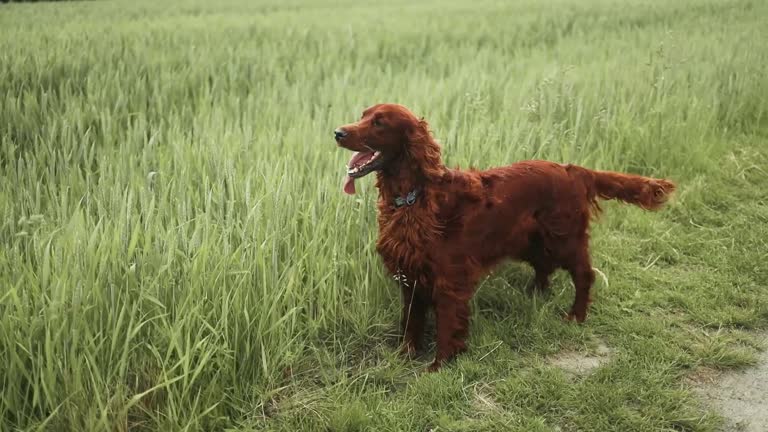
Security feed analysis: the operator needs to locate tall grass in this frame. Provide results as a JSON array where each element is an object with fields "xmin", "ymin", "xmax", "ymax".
[{"xmin": 1, "ymin": 0, "xmax": 766, "ymax": 429}]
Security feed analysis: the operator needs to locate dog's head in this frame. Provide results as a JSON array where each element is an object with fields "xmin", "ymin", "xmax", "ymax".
[{"xmin": 334, "ymin": 103, "xmax": 438, "ymax": 194}]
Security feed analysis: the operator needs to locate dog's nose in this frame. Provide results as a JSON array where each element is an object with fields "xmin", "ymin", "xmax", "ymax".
[{"xmin": 334, "ymin": 128, "xmax": 348, "ymax": 141}]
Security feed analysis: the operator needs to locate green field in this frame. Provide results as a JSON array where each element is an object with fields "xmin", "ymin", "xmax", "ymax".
[{"xmin": 1, "ymin": 0, "xmax": 767, "ymax": 430}]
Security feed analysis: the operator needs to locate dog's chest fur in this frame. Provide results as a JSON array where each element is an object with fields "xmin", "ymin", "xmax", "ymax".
[{"xmin": 374, "ymin": 201, "xmax": 442, "ymax": 291}]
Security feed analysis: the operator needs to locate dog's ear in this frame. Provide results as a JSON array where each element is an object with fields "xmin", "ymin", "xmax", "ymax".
[
  {"xmin": 405, "ymin": 116, "xmax": 443, "ymax": 179},
  {"xmin": 406, "ymin": 117, "xmax": 430, "ymax": 143}
]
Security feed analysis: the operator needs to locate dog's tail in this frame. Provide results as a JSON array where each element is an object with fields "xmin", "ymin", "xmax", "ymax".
[{"xmin": 568, "ymin": 165, "xmax": 676, "ymax": 211}]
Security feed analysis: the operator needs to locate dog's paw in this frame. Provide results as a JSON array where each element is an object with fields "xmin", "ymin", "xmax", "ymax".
[
  {"xmin": 426, "ymin": 360, "xmax": 442, "ymax": 372},
  {"xmin": 562, "ymin": 311, "xmax": 587, "ymax": 323}
]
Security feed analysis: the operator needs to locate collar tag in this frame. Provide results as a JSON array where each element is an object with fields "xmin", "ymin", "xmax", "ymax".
[{"xmin": 394, "ymin": 188, "xmax": 420, "ymax": 208}]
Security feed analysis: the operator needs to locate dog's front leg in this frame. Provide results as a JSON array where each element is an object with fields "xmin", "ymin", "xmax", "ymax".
[
  {"xmin": 399, "ymin": 284, "xmax": 427, "ymax": 356},
  {"xmin": 428, "ymin": 289, "xmax": 471, "ymax": 372}
]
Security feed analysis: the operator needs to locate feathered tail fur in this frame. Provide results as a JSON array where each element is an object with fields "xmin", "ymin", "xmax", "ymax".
[{"xmin": 567, "ymin": 165, "xmax": 676, "ymax": 212}]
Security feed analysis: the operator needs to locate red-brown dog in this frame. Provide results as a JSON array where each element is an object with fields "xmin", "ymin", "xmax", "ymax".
[{"xmin": 334, "ymin": 103, "xmax": 675, "ymax": 371}]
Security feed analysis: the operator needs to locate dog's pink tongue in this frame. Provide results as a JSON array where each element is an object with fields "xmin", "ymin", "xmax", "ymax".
[
  {"xmin": 343, "ymin": 151, "xmax": 372, "ymax": 195},
  {"xmin": 343, "ymin": 176, "xmax": 356, "ymax": 195}
]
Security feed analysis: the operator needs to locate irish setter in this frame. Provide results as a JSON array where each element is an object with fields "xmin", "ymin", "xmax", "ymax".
[{"xmin": 334, "ymin": 103, "xmax": 675, "ymax": 371}]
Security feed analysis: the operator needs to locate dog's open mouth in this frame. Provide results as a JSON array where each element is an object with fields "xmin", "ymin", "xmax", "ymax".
[{"xmin": 343, "ymin": 150, "xmax": 383, "ymax": 195}]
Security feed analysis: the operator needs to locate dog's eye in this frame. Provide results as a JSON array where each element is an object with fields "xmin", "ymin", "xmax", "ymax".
[{"xmin": 372, "ymin": 118, "xmax": 382, "ymax": 127}]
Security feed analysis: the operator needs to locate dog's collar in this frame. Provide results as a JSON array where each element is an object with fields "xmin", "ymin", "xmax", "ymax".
[{"xmin": 393, "ymin": 188, "xmax": 421, "ymax": 208}]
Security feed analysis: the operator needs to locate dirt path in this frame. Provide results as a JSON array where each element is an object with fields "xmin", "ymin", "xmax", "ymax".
[
  {"xmin": 690, "ymin": 335, "xmax": 768, "ymax": 432},
  {"xmin": 547, "ymin": 335, "xmax": 768, "ymax": 431},
  {"xmin": 549, "ymin": 340, "xmax": 612, "ymax": 377}
]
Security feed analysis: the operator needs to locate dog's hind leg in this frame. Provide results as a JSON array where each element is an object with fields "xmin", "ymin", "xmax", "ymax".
[
  {"xmin": 564, "ymin": 247, "xmax": 595, "ymax": 323},
  {"xmin": 527, "ymin": 262, "xmax": 555, "ymax": 296},
  {"xmin": 523, "ymin": 233, "xmax": 556, "ymax": 295}
]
